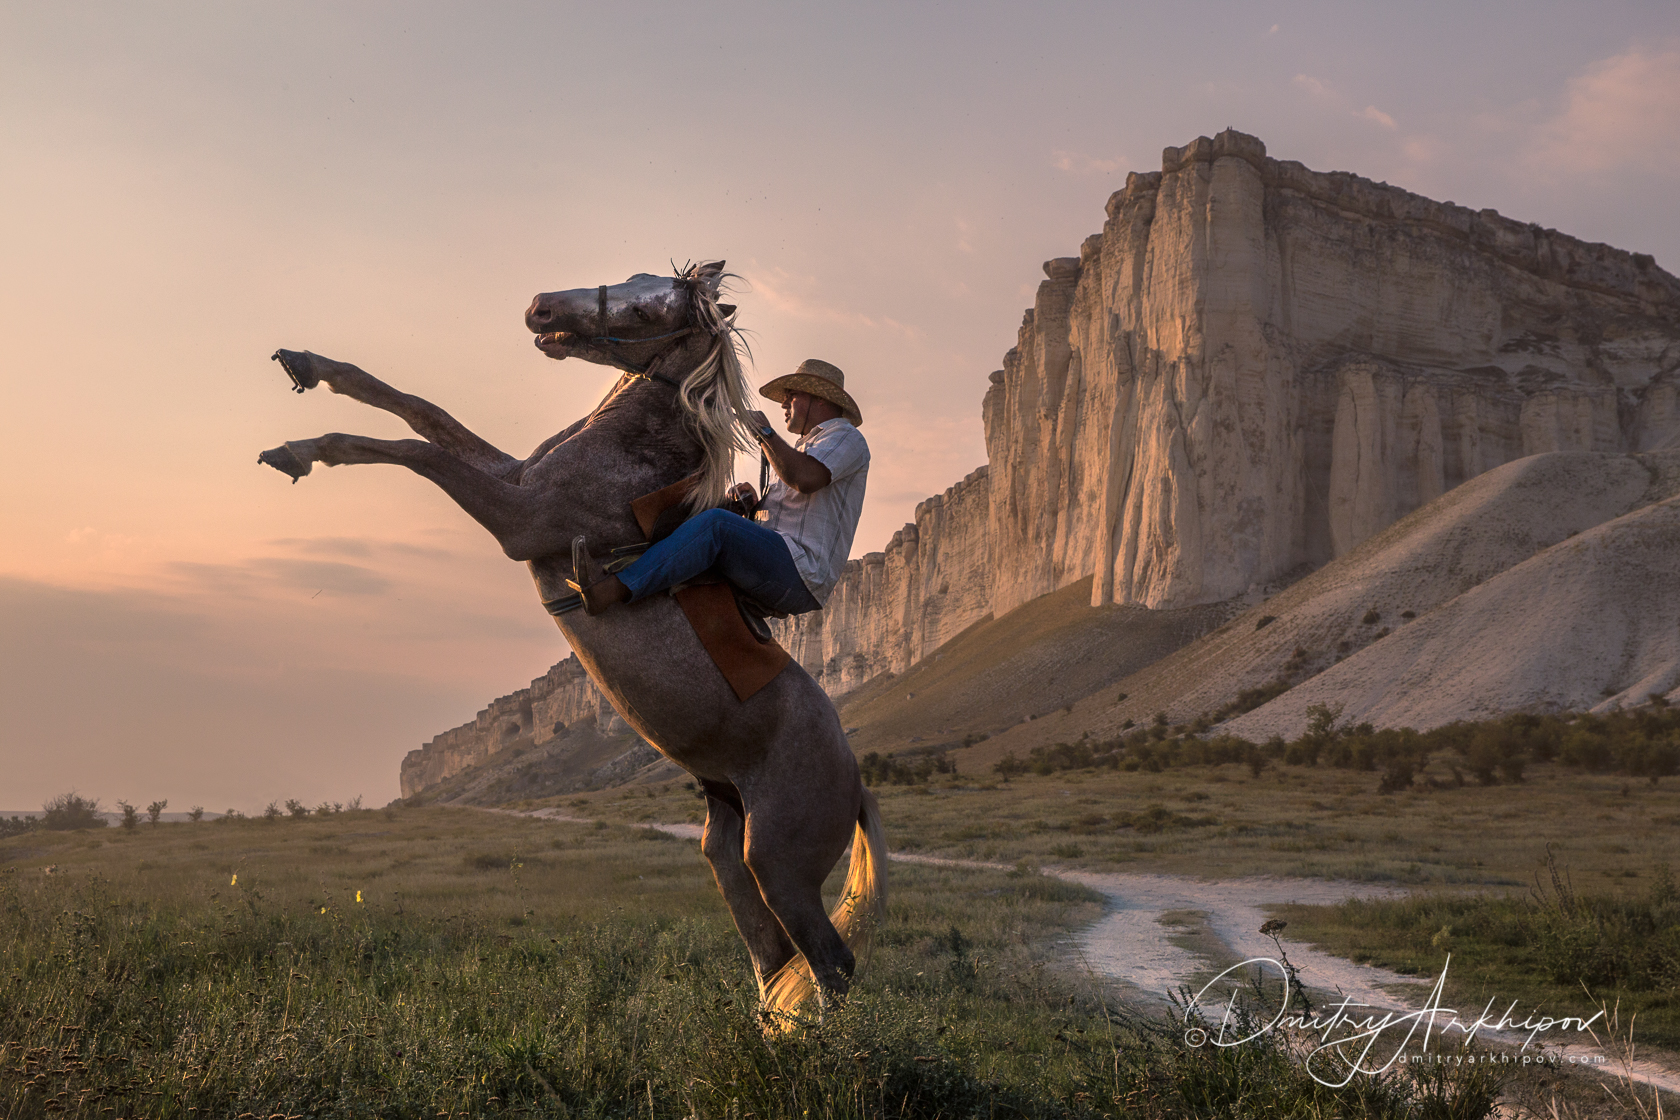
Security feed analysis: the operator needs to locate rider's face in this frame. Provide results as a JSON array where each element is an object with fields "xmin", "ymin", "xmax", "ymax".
[{"xmin": 782, "ymin": 392, "xmax": 812, "ymax": 434}]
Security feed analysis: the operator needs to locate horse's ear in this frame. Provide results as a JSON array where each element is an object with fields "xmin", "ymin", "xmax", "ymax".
[{"xmin": 717, "ymin": 303, "xmax": 737, "ymax": 318}]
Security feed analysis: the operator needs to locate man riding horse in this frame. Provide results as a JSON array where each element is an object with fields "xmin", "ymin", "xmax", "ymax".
[
  {"xmin": 257, "ymin": 263, "xmax": 887, "ymax": 1026},
  {"xmin": 570, "ymin": 359, "xmax": 868, "ymax": 618}
]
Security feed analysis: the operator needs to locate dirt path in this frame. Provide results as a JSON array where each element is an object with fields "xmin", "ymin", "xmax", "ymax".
[
  {"xmin": 896, "ymin": 852, "xmax": 1680, "ymax": 1100},
  {"xmin": 481, "ymin": 806, "xmax": 1680, "ymax": 1099}
]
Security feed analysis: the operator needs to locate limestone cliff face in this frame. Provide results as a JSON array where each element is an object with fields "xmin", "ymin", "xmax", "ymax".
[
  {"xmin": 404, "ymin": 129, "xmax": 1680, "ymax": 793},
  {"xmin": 989, "ymin": 130, "xmax": 1680, "ymax": 615},
  {"xmin": 777, "ymin": 465, "xmax": 993, "ymax": 694},
  {"xmin": 399, "ymin": 655, "xmax": 624, "ymax": 797}
]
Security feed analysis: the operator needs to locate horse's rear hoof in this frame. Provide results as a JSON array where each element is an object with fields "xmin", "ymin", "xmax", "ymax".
[
  {"xmin": 271, "ymin": 349, "xmax": 320, "ymax": 392},
  {"xmin": 258, "ymin": 444, "xmax": 311, "ymax": 483}
]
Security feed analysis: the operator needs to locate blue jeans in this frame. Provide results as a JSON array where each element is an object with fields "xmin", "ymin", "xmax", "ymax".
[{"xmin": 619, "ymin": 508, "xmax": 822, "ymax": 616}]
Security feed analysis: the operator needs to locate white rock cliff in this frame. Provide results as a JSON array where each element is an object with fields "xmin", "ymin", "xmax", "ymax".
[{"xmin": 403, "ymin": 130, "xmax": 1680, "ymax": 795}]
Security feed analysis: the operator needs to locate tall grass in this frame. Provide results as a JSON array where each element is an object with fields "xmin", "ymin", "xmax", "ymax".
[
  {"xmin": 1276, "ymin": 858, "xmax": 1680, "ymax": 1050},
  {"xmin": 1, "ymin": 811, "xmax": 1504, "ymax": 1117}
]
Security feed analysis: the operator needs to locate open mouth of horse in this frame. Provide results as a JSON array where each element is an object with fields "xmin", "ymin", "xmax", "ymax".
[{"xmin": 533, "ymin": 331, "xmax": 581, "ymax": 358}]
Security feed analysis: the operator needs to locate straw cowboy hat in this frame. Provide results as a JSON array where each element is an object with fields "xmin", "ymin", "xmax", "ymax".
[{"xmin": 758, "ymin": 359, "xmax": 863, "ymax": 427}]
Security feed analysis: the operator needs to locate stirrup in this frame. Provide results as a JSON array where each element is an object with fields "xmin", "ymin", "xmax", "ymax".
[
  {"xmin": 604, "ymin": 540, "xmax": 651, "ymax": 574},
  {"xmin": 567, "ymin": 535, "xmax": 616, "ymax": 616}
]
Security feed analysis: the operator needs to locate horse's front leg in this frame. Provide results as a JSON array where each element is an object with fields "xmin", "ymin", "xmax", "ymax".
[
  {"xmin": 271, "ymin": 349, "xmax": 522, "ymax": 479},
  {"xmin": 258, "ymin": 433, "xmax": 557, "ymax": 560}
]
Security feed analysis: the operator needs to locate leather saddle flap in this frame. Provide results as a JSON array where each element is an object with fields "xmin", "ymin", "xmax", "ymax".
[
  {"xmin": 630, "ymin": 475, "xmax": 792, "ymax": 702},
  {"xmin": 631, "ymin": 476, "xmax": 698, "ymax": 542},
  {"xmin": 673, "ymin": 582, "xmax": 791, "ymax": 702}
]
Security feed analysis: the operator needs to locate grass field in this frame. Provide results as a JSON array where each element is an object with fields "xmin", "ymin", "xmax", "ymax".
[
  {"xmin": 1271, "ymin": 854, "xmax": 1680, "ymax": 1050},
  {"xmin": 1, "ymin": 808, "xmax": 1517, "ymax": 1118},
  {"xmin": 552, "ymin": 758, "xmax": 1680, "ymax": 888}
]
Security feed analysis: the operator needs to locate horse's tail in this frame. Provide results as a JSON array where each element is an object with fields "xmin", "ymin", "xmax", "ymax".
[
  {"xmin": 762, "ymin": 788, "xmax": 888, "ymax": 1024},
  {"xmin": 834, "ymin": 787, "xmax": 888, "ymax": 961}
]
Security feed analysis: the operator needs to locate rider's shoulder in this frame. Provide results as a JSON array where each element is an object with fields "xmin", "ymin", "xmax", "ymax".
[
  {"xmin": 805, "ymin": 419, "xmax": 867, "ymax": 461},
  {"xmin": 809, "ymin": 417, "xmax": 865, "ymax": 444}
]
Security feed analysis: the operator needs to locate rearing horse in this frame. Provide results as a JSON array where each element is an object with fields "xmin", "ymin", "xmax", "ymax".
[{"xmin": 258, "ymin": 261, "xmax": 886, "ymax": 1021}]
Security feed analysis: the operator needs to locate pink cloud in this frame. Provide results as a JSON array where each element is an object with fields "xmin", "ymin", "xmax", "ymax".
[
  {"xmin": 1292, "ymin": 75, "xmax": 1398, "ymax": 131},
  {"xmin": 1052, "ymin": 150, "xmax": 1127, "ymax": 175},
  {"xmin": 749, "ymin": 267, "xmax": 921, "ymax": 339},
  {"xmin": 1533, "ymin": 42, "xmax": 1680, "ymax": 175},
  {"xmin": 1361, "ymin": 106, "xmax": 1398, "ymax": 129},
  {"xmin": 1292, "ymin": 73, "xmax": 1334, "ymax": 100}
]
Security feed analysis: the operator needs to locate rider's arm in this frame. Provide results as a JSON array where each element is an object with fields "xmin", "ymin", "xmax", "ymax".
[{"xmin": 758, "ymin": 429, "xmax": 833, "ymax": 494}]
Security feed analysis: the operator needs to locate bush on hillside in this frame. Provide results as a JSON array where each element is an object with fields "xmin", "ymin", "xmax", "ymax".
[
  {"xmin": 860, "ymin": 750, "xmax": 955, "ymax": 786},
  {"xmin": 41, "ymin": 792, "xmax": 107, "ymax": 831},
  {"xmin": 988, "ymin": 700, "xmax": 1680, "ymax": 791}
]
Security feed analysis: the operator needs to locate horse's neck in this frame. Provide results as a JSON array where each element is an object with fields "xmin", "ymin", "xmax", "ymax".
[
  {"xmin": 527, "ymin": 373, "xmax": 704, "ymax": 525},
  {"xmin": 524, "ymin": 373, "xmax": 705, "ymax": 605}
]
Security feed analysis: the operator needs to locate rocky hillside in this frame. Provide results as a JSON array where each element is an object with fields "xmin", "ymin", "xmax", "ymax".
[
  {"xmin": 401, "ymin": 129, "xmax": 1680, "ymax": 799},
  {"xmin": 1221, "ymin": 450, "xmax": 1680, "ymax": 739}
]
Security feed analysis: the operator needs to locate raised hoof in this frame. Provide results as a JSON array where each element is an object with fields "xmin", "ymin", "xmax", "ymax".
[
  {"xmin": 271, "ymin": 349, "xmax": 320, "ymax": 393},
  {"xmin": 258, "ymin": 444, "xmax": 312, "ymax": 483}
]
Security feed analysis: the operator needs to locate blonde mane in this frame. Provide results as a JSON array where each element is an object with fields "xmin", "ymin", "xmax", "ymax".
[{"xmin": 671, "ymin": 261, "xmax": 755, "ymax": 513}]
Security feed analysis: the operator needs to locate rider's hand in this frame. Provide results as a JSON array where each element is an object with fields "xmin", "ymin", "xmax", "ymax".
[
  {"xmin": 744, "ymin": 410, "xmax": 771, "ymax": 433},
  {"xmin": 728, "ymin": 482, "xmax": 758, "ymax": 505}
]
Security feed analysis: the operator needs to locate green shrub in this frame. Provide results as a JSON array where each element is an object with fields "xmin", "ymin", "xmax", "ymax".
[
  {"xmin": 41, "ymin": 792, "xmax": 107, "ymax": 831},
  {"xmin": 862, "ymin": 750, "xmax": 953, "ymax": 786}
]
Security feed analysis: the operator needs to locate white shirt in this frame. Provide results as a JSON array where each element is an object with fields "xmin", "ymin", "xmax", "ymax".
[{"xmin": 758, "ymin": 418, "xmax": 869, "ymax": 605}]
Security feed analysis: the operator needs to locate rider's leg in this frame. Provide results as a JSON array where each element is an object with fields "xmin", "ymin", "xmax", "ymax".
[{"xmin": 620, "ymin": 509, "xmax": 819, "ymax": 613}]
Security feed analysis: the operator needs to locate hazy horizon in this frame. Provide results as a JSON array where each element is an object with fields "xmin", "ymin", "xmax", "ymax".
[{"xmin": 4, "ymin": 2, "xmax": 1678, "ymax": 812}]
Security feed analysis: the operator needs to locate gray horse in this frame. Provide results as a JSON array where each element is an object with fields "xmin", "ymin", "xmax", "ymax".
[{"xmin": 258, "ymin": 261, "xmax": 886, "ymax": 1023}]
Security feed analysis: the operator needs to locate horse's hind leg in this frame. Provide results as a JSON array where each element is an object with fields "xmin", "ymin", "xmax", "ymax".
[
  {"xmin": 742, "ymin": 798, "xmax": 857, "ymax": 1004},
  {"xmin": 271, "ymin": 349, "xmax": 521, "ymax": 478},
  {"xmin": 700, "ymin": 785, "xmax": 797, "ymax": 990}
]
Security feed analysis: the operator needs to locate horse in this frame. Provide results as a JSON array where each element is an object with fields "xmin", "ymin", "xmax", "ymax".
[{"xmin": 257, "ymin": 261, "xmax": 885, "ymax": 1022}]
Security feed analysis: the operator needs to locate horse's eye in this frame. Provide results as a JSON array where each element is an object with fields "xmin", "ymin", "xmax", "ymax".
[{"xmin": 634, "ymin": 307, "xmax": 653, "ymax": 322}]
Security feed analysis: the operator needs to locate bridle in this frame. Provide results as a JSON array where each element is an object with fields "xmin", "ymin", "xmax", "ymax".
[{"xmin": 586, "ymin": 281, "xmax": 710, "ymax": 386}]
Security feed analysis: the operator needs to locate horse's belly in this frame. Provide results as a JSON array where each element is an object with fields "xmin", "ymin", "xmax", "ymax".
[{"xmin": 553, "ymin": 602, "xmax": 828, "ymax": 782}]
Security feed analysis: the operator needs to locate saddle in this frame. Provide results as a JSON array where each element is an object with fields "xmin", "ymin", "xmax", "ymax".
[{"xmin": 624, "ymin": 476, "xmax": 794, "ymax": 701}]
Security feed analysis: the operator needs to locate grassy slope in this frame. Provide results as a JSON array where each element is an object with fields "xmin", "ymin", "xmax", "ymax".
[{"xmin": 832, "ymin": 576, "xmax": 1234, "ymax": 767}]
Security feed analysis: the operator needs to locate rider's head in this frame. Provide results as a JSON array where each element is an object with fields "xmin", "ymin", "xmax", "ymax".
[
  {"xmin": 759, "ymin": 359, "xmax": 862, "ymax": 436},
  {"xmin": 783, "ymin": 391, "xmax": 842, "ymax": 436}
]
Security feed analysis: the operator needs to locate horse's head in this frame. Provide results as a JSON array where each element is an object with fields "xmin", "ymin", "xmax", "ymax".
[
  {"xmin": 526, "ymin": 261, "xmax": 754, "ymax": 513},
  {"xmin": 526, "ymin": 263, "xmax": 736, "ymax": 373}
]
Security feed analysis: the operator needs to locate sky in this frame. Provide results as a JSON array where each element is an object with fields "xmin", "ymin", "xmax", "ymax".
[{"xmin": 3, "ymin": 2, "xmax": 1679, "ymax": 813}]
